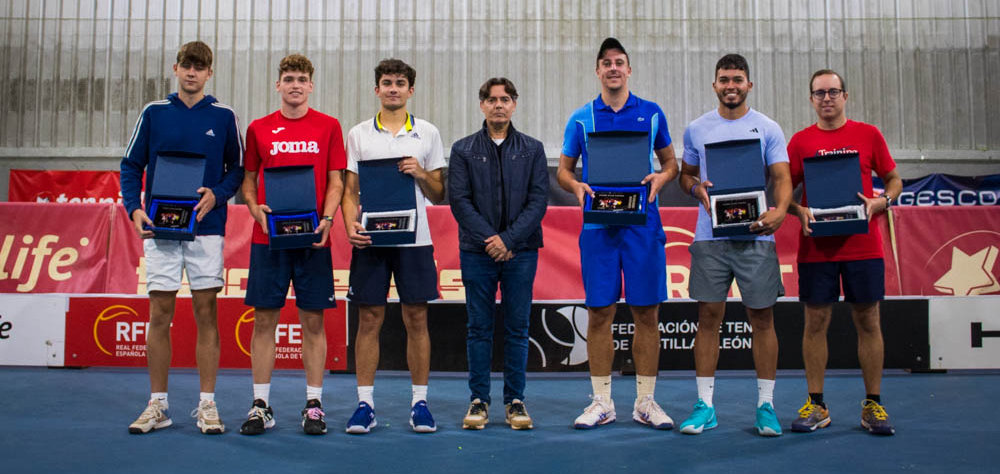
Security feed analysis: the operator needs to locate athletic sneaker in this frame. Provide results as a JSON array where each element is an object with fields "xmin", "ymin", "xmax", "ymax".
[
  {"xmin": 861, "ymin": 399, "xmax": 895, "ymax": 435},
  {"xmin": 410, "ymin": 400, "xmax": 437, "ymax": 433},
  {"xmin": 301, "ymin": 399, "xmax": 327, "ymax": 435},
  {"xmin": 791, "ymin": 398, "xmax": 831, "ymax": 432},
  {"xmin": 129, "ymin": 399, "xmax": 172, "ymax": 434},
  {"xmin": 573, "ymin": 395, "xmax": 616, "ymax": 429},
  {"xmin": 632, "ymin": 395, "xmax": 673, "ymax": 430},
  {"xmin": 190, "ymin": 399, "xmax": 225, "ymax": 434},
  {"xmin": 239, "ymin": 399, "xmax": 275, "ymax": 435},
  {"xmin": 462, "ymin": 399, "xmax": 489, "ymax": 430},
  {"xmin": 345, "ymin": 401, "xmax": 377, "ymax": 434},
  {"xmin": 679, "ymin": 399, "xmax": 718, "ymax": 434},
  {"xmin": 505, "ymin": 400, "xmax": 533, "ymax": 430},
  {"xmin": 754, "ymin": 402, "xmax": 783, "ymax": 436}
]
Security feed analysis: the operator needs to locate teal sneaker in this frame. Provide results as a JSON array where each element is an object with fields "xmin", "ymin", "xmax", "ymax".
[
  {"xmin": 679, "ymin": 399, "xmax": 717, "ymax": 434},
  {"xmin": 754, "ymin": 402, "xmax": 782, "ymax": 436}
]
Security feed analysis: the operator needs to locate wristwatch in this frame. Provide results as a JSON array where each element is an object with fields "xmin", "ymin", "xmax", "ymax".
[
  {"xmin": 322, "ymin": 215, "xmax": 334, "ymax": 222},
  {"xmin": 882, "ymin": 194, "xmax": 892, "ymax": 209}
]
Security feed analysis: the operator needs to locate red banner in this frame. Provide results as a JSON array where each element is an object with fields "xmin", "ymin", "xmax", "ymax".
[
  {"xmin": 8, "ymin": 169, "xmax": 124, "ymax": 203},
  {"xmin": 1, "ymin": 202, "xmax": 996, "ymax": 298},
  {"xmin": 893, "ymin": 207, "xmax": 1000, "ymax": 295},
  {"xmin": 64, "ymin": 296, "xmax": 347, "ymax": 369},
  {"xmin": 0, "ymin": 203, "xmax": 112, "ymax": 293}
]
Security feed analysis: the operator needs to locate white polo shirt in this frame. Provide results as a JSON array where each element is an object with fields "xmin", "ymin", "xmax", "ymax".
[{"xmin": 346, "ymin": 112, "xmax": 446, "ymax": 247}]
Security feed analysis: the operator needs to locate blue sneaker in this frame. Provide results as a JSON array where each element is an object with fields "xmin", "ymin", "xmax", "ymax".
[
  {"xmin": 679, "ymin": 399, "xmax": 717, "ymax": 434},
  {"xmin": 345, "ymin": 402, "xmax": 377, "ymax": 434},
  {"xmin": 410, "ymin": 400, "xmax": 437, "ymax": 433},
  {"xmin": 754, "ymin": 402, "xmax": 783, "ymax": 436}
]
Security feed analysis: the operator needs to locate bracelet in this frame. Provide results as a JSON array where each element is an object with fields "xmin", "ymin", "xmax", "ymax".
[
  {"xmin": 689, "ymin": 183, "xmax": 699, "ymax": 198},
  {"xmin": 322, "ymin": 215, "xmax": 334, "ymax": 222}
]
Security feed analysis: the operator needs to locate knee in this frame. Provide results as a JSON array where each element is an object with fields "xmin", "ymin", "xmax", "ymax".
[{"xmin": 747, "ymin": 310, "xmax": 774, "ymax": 331}]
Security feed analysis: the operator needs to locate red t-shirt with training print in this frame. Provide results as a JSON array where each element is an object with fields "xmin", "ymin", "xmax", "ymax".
[
  {"xmin": 245, "ymin": 108, "xmax": 346, "ymax": 245},
  {"xmin": 787, "ymin": 120, "xmax": 897, "ymax": 263}
]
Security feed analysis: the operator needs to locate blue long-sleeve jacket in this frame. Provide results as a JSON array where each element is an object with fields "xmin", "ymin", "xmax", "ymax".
[
  {"xmin": 448, "ymin": 122, "xmax": 548, "ymax": 252},
  {"xmin": 120, "ymin": 93, "xmax": 244, "ymax": 235}
]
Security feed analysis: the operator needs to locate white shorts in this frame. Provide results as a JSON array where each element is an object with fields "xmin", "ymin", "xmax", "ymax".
[{"xmin": 143, "ymin": 235, "xmax": 224, "ymax": 292}]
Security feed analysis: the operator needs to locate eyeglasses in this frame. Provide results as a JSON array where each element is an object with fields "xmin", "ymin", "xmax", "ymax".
[{"xmin": 811, "ymin": 88, "xmax": 843, "ymax": 100}]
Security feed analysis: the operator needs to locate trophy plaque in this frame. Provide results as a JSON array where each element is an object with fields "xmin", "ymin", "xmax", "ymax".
[
  {"xmin": 263, "ymin": 165, "xmax": 321, "ymax": 249},
  {"xmin": 145, "ymin": 151, "xmax": 206, "ymax": 241},
  {"xmin": 359, "ymin": 157, "xmax": 418, "ymax": 246},
  {"xmin": 583, "ymin": 131, "xmax": 650, "ymax": 226},
  {"xmin": 803, "ymin": 151, "xmax": 869, "ymax": 237},
  {"xmin": 705, "ymin": 139, "xmax": 767, "ymax": 237}
]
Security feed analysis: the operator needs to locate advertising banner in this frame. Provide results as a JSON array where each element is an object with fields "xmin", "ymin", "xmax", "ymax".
[
  {"xmin": 8, "ymin": 169, "xmax": 124, "ymax": 203},
  {"xmin": 64, "ymin": 296, "xmax": 347, "ymax": 370},
  {"xmin": 929, "ymin": 297, "xmax": 1000, "ymax": 369},
  {"xmin": 0, "ymin": 294, "xmax": 67, "ymax": 366},
  {"xmin": 874, "ymin": 173, "xmax": 1000, "ymax": 206}
]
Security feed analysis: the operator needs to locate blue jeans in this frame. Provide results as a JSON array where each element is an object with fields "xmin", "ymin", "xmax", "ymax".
[{"xmin": 461, "ymin": 249, "xmax": 538, "ymax": 405}]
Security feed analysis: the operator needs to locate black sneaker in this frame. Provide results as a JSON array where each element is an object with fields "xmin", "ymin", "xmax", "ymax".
[
  {"xmin": 301, "ymin": 399, "xmax": 327, "ymax": 435},
  {"xmin": 239, "ymin": 399, "xmax": 274, "ymax": 435}
]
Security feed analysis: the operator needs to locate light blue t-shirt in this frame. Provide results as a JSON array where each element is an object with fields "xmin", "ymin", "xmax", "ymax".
[
  {"xmin": 682, "ymin": 108, "xmax": 788, "ymax": 242},
  {"xmin": 562, "ymin": 93, "xmax": 671, "ymax": 230}
]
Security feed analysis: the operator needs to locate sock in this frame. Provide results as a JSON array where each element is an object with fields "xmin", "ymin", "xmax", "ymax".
[
  {"xmin": 809, "ymin": 392, "xmax": 825, "ymax": 408},
  {"xmin": 757, "ymin": 378, "xmax": 775, "ymax": 408},
  {"xmin": 412, "ymin": 385, "xmax": 428, "ymax": 406},
  {"xmin": 866, "ymin": 394, "xmax": 881, "ymax": 404},
  {"xmin": 306, "ymin": 385, "xmax": 322, "ymax": 403},
  {"xmin": 591, "ymin": 375, "xmax": 612, "ymax": 400},
  {"xmin": 253, "ymin": 383, "xmax": 270, "ymax": 406},
  {"xmin": 696, "ymin": 377, "xmax": 715, "ymax": 407},
  {"xmin": 150, "ymin": 392, "xmax": 168, "ymax": 410},
  {"xmin": 199, "ymin": 392, "xmax": 214, "ymax": 403},
  {"xmin": 636, "ymin": 375, "xmax": 656, "ymax": 400},
  {"xmin": 357, "ymin": 385, "xmax": 374, "ymax": 408}
]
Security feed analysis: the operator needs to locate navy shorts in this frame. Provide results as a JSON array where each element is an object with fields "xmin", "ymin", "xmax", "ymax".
[
  {"xmin": 244, "ymin": 243, "xmax": 336, "ymax": 310},
  {"xmin": 579, "ymin": 211, "xmax": 667, "ymax": 308},
  {"xmin": 798, "ymin": 258, "xmax": 885, "ymax": 305},
  {"xmin": 348, "ymin": 245, "xmax": 440, "ymax": 305}
]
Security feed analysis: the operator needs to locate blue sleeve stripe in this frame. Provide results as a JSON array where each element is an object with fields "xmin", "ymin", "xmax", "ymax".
[
  {"xmin": 123, "ymin": 100, "xmax": 168, "ymax": 159},
  {"xmin": 212, "ymin": 102, "xmax": 245, "ymax": 166}
]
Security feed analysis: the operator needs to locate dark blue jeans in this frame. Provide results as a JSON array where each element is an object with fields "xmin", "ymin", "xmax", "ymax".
[{"xmin": 461, "ymin": 249, "xmax": 538, "ymax": 405}]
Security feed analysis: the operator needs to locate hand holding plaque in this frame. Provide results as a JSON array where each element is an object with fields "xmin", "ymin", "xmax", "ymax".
[
  {"xmin": 263, "ymin": 165, "xmax": 322, "ymax": 250},
  {"xmin": 802, "ymin": 152, "xmax": 868, "ymax": 237},
  {"xmin": 144, "ymin": 151, "xmax": 207, "ymax": 241},
  {"xmin": 358, "ymin": 157, "xmax": 418, "ymax": 246},
  {"xmin": 704, "ymin": 139, "xmax": 767, "ymax": 237},
  {"xmin": 583, "ymin": 131, "xmax": 650, "ymax": 226}
]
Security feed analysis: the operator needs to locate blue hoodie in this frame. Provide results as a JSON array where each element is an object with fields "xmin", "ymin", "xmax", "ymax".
[{"xmin": 120, "ymin": 93, "xmax": 245, "ymax": 235}]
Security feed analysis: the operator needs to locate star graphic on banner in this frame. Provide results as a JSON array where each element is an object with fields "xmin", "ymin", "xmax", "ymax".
[{"xmin": 933, "ymin": 246, "xmax": 1000, "ymax": 295}]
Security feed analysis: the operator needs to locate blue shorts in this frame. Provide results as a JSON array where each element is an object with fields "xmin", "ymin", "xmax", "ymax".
[
  {"xmin": 798, "ymin": 258, "xmax": 885, "ymax": 305},
  {"xmin": 348, "ymin": 245, "xmax": 440, "ymax": 305},
  {"xmin": 244, "ymin": 243, "xmax": 336, "ymax": 310},
  {"xmin": 579, "ymin": 213, "xmax": 667, "ymax": 308}
]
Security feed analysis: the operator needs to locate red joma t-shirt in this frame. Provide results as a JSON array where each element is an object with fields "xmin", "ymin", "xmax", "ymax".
[{"xmin": 244, "ymin": 108, "xmax": 346, "ymax": 245}]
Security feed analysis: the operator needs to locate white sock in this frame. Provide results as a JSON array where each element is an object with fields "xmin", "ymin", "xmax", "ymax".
[
  {"xmin": 757, "ymin": 378, "xmax": 775, "ymax": 408},
  {"xmin": 306, "ymin": 385, "xmax": 322, "ymax": 403},
  {"xmin": 199, "ymin": 392, "xmax": 214, "ymax": 403},
  {"xmin": 357, "ymin": 385, "xmax": 374, "ymax": 408},
  {"xmin": 591, "ymin": 375, "xmax": 612, "ymax": 400},
  {"xmin": 412, "ymin": 385, "xmax": 428, "ymax": 406},
  {"xmin": 696, "ymin": 377, "xmax": 715, "ymax": 407},
  {"xmin": 253, "ymin": 383, "xmax": 270, "ymax": 406},
  {"xmin": 150, "ymin": 392, "xmax": 168, "ymax": 409},
  {"xmin": 636, "ymin": 375, "xmax": 656, "ymax": 400}
]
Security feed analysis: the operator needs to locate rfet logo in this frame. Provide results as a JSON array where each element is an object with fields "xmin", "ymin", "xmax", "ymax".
[
  {"xmin": 234, "ymin": 308, "xmax": 304, "ymax": 361},
  {"xmin": 92, "ymin": 304, "xmax": 148, "ymax": 358},
  {"xmin": 926, "ymin": 231, "xmax": 1000, "ymax": 295}
]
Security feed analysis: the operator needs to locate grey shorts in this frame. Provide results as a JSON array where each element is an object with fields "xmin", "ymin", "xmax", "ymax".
[{"xmin": 688, "ymin": 240, "xmax": 785, "ymax": 309}]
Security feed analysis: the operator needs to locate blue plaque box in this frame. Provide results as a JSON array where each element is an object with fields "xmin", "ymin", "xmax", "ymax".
[
  {"xmin": 705, "ymin": 138, "xmax": 767, "ymax": 237},
  {"xmin": 359, "ymin": 157, "xmax": 417, "ymax": 246},
  {"xmin": 263, "ymin": 165, "xmax": 321, "ymax": 250},
  {"xmin": 145, "ymin": 152, "xmax": 206, "ymax": 241},
  {"xmin": 803, "ymin": 151, "xmax": 868, "ymax": 237},
  {"xmin": 583, "ymin": 131, "xmax": 650, "ymax": 226}
]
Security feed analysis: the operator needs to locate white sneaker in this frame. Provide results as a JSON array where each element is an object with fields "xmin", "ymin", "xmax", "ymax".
[
  {"xmin": 190, "ymin": 399, "xmax": 225, "ymax": 434},
  {"xmin": 573, "ymin": 395, "xmax": 616, "ymax": 429},
  {"xmin": 128, "ymin": 399, "xmax": 172, "ymax": 434},
  {"xmin": 632, "ymin": 395, "xmax": 674, "ymax": 430}
]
